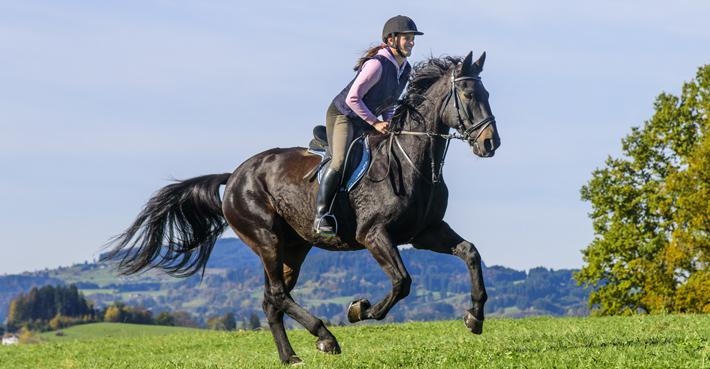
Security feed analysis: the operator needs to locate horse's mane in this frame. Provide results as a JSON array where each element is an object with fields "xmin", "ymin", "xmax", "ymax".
[{"xmin": 392, "ymin": 56, "xmax": 463, "ymax": 129}]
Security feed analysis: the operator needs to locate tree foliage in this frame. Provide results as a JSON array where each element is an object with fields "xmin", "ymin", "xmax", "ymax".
[
  {"xmin": 576, "ymin": 65, "xmax": 710, "ymax": 315},
  {"xmin": 206, "ymin": 312, "xmax": 237, "ymax": 331},
  {"xmin": 6, "ymin": 284, "xmax": 96, "ymax": 331}
]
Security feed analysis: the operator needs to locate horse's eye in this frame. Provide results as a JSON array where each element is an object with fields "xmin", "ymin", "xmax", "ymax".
[{"xmin": 463, "ymin": 90, "xmax": 474, "ymax": 100}]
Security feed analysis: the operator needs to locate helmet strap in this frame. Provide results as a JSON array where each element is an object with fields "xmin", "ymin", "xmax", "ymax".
[
  {"xmin": 395, "ymin": 34, "xmax": 405, "ymax": 57},
  {"xmin": 387, "ymin": 34, "xmax": 406, "ymax": 58}
]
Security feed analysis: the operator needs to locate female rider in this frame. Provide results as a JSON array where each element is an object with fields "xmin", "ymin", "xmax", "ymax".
[{"xmin": 314, "ymin": 15, "xmax": 423, "ymax": 236}]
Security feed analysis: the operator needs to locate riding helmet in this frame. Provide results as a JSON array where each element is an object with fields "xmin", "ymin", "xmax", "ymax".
[{"xmin": 382, "ymin": 15, "xmax": 424, "ymax": 42}]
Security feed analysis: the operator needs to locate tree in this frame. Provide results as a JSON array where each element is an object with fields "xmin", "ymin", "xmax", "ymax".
[
  {"xmin": 247, "ymin": 312, "xmax": 261, "ymax": 330},
  {"xmin": 155, "ymin": 312, "xmax": 175, "ymax": 326},
  {"xmin": 665, "ymin": 132, "xmax": 710, "ymax": 313},
  {"xmin": 103, "ymin": 305, "xmax": 123, "ymax": 323},
  {"xmin": 206, "ymin": 312, "xmax": 236, "ymax": 331},
  {"xmin": 49, "ymin": 314, "xmax": 66, "ymax": 330},
  {"xmin": 101, "ymin": 302, "xmax": 153, "ymax": 325},
  {"xmin": 222, "ymin": 312, "xmax": 237, "ymax": 331},
  {"xmin": 576, "ymin": 65, "xmax": 709, "ymax": 315},
  {"xmin": 6, "ymin": 284, "xmax": 95, "ymax": 331},
  {"xmin": 18, "ymin": 327, "xmax": 39, "ymax": 344},
  {"xmin": 170, "ymin": 311, "xmax": 199, "ymax": 328},
  {"xmin": 206, "ymin": 315, "xmax": 225, "ymax": 330}
]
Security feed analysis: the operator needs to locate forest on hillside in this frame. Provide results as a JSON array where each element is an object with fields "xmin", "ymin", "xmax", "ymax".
[{"xmin": 1, "ymin": 238, "xmax": 589, "ymax": 327}]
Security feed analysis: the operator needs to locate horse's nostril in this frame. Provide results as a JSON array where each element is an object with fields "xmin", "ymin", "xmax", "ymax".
[{"xmin": 484, "ymin": 139, "xmax": 494, "ymax": 152}]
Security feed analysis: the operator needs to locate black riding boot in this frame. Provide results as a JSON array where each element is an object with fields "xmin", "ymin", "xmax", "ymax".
[{"xmin": 314, "ymin": 167, "xmax": 342, "ymax": 236}]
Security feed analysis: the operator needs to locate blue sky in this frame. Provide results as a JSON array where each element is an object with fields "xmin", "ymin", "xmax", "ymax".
[{"xmin": 1, "ymin": 1, "xmax": 709, "ymax": 275}]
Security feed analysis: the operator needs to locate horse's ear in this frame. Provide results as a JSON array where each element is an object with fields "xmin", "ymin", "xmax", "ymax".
[
  {"xmin": 473, "ymin": 51, "xmax": 486, "ymax": 72},
  {"xmin": 461, "ymin": 51, "xmax": 474, "ymax": 76}
]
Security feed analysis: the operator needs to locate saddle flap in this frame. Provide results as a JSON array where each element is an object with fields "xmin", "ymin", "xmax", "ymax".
[{"xmin": 313, "ymin": 136, "xmax": 371, "ymax": 192}]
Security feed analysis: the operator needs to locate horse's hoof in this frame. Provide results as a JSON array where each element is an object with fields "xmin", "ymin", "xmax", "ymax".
[
  {"xmin": 285, "ymin": 355, "xmax": 303, "ymax": 365},
  {"xmin": 464, "ymin": 310, "xmax": 484, "ymax": 334},
  {"xmin": 347, "ymin": 299, "xmax": 371, "ymax": 323},
  {"xmin": 316, "ymin": 338, "xmax": 342, "ymax": 354}
]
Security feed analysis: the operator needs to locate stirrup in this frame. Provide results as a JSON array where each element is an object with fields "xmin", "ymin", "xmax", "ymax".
[{"xmin": 314, "ymin": 214, "xmax": 338, "ymax": 236}]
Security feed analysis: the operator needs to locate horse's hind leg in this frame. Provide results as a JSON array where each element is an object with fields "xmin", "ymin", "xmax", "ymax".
[
  {"xmin": 238, "ymin": 227, "xmax": 340, "ymax": 364},
  {"xmin": 261, "ymin": 285, "xmax": 300, "ymax": 365},
  {"xmin": 261, "ymin": 244, "xmax": 304, "ymax": 365},
  {"xmin": 411, "ymin": 221, "xmax": 487, "ymax": 334},
  {"xmin": 261, "ymin": 242, "xmax": 341, "ymax": 357},
  {"xmin": 261, "ymin": 242, "xmax": 340, "ymax": 365}
]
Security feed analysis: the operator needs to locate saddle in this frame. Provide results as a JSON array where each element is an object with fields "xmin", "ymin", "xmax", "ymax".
[{"xmin": 306, "ymin": 125, "xmax": 371, "ymax": 192}]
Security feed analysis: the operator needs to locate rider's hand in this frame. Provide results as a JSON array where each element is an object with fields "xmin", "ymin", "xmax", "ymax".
[{"xmin": 373, "ymin": 121, "xmax": 390, "ymax": 134}]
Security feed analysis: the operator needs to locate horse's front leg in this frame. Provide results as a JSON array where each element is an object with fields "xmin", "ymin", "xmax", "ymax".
[
  {"xmin": 348, "ymin": 226, "xmax": 412, "ymax": 323},
  {"xmin": 411, "ymin": 221, "xmax": 487, "ymax": 334}
]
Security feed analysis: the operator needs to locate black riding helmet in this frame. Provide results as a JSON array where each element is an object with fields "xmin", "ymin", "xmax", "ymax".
[
  {"xmin": 381, "ymin": 15, "xmax": 424, "ymax": 42},
  {"xmin": 382, "ymin": 15, "xmax": 423, "ymax": 58}
]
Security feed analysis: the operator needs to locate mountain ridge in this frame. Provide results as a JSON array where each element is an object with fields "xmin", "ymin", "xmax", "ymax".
[{"xmin": 1, "ymin": 238, "xmax": 589, "ymax": 325}]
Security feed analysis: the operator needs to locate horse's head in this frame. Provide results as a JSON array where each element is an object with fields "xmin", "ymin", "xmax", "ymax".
[{"xmin": 440, "ymin": 51, "xmax": 500, "ymax": 157}]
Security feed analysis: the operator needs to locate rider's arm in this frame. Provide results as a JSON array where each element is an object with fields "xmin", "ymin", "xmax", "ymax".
[{"xmin": 345, "ymin": 59, "xmax": 382, "ymax": 125}]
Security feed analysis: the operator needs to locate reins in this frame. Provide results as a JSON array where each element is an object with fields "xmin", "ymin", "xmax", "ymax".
[
  {"xmin": 384, "ymin": 70, "xmax": 495, "ymax": 186},
  {"xmin": 390, "ymin": 130, "xmax": 456, "ymax": 184}
]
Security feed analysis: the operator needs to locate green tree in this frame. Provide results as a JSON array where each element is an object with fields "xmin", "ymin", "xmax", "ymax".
[
  {"xmin": 576, "ymin": 65, "xmax": 709, "ymax": 315},
  {"xmin": 247, "ymin": 312, "xmax": 261, "ymax": 330},
  {"xmin": 222, "ymin": 312, "xmax": 237, "ymax": 331},
  {"xmin": 103, "ymin": 305, "xmax": 124, "ymax": 323},
  {"xmin": 155, "ymin": 312, "xmax": 175, "ymax": 326},
  {"xmin": 170, "ymin": 311, "xmax": 199, "ymax": 328},
  {"xmin": 206, "ymin": 315, "xmax": 225, "ymax": 330},
  {"xmin": 6, "ymin": 284, "xmax": 95, "ymax": 331},
  {"xmin": 665, "ymin": 132, "xmax": 710, "ymax": 313}
]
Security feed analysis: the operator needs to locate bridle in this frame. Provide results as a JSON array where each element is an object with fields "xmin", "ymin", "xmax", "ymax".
[
  {"xmin": 441, "ymin": 70, "xmax": 496, "ymax": 145},
  {"xmin": 368, "ymin": 69, "xmax": 496, "ymax": 226},
  {"xmin": 388, "ymin": 69, "xmax": 496, "ymax": 185}
]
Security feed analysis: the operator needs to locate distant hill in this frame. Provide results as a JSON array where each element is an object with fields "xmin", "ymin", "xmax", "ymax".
[{"xmin": 0, "ymin": 238, "xmax": 589, "ymax": 326}]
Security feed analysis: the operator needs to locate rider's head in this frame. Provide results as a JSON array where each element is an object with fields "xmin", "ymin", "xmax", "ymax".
[{"xmin": 382, "ymin": 15, "xmax": 423, "ymax": 58}]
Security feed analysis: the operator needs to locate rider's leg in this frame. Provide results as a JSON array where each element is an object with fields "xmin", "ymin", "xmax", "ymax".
[
  {"xmin": 314, "ymin": 106, "xmax": 352, "ymax": 235},
  {"xmin": 314, "ymin": 166, "xmax": 341, "ymax": 235},
  {"xmin": 325, "ymin": 103, "xmax": 339, "ymax": 158}
]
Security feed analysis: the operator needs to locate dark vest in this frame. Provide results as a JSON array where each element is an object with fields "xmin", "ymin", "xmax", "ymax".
[{"xmin": 332, "ymin": 54, "xmax": 411, "ymax": 120}]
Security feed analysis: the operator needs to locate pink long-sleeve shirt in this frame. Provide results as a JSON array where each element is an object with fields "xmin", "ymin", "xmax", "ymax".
[{"xmin": 345, "ymin": 47, "xmax": 409, "ymax": 125}]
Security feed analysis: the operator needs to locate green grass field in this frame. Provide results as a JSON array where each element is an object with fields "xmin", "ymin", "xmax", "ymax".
[
  {"xmin": 1, "ymin": 315, "xmax": 708, "ymax": 369},
  {"xmin": 36, "ymin": 323, "xmax": 200, "ymax": 342}
]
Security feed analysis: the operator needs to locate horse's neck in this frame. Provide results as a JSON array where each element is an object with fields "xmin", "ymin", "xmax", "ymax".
[{"xmin": 394, "ymin": 78, "xmax": 452, "ymax": 178}]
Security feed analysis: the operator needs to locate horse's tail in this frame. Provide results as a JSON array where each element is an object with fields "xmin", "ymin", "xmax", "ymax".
[{"xmin": 105, "ymin": 173, "xmax": 232, "ymax": 277}]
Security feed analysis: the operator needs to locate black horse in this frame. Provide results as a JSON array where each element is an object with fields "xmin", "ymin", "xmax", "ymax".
[{"xmin": 108, "ymin": 51, "xmax": 500, "ymax": 364}]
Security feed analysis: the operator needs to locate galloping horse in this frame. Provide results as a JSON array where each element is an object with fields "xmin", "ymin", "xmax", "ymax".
[{"xmin": 108, "ymin": 51, "xmax": 500, "ymax": 364}]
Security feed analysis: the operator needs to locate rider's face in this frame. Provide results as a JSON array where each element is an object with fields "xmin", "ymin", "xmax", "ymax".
[{"xmin": 388, "ymin": 34, "xmax": 415, "ymax": 57}]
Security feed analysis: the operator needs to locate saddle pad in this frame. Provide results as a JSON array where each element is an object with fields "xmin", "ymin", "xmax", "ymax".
[{"xmin": 307, "ymin": 136, "xmax": 371, "ymax": 192}]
